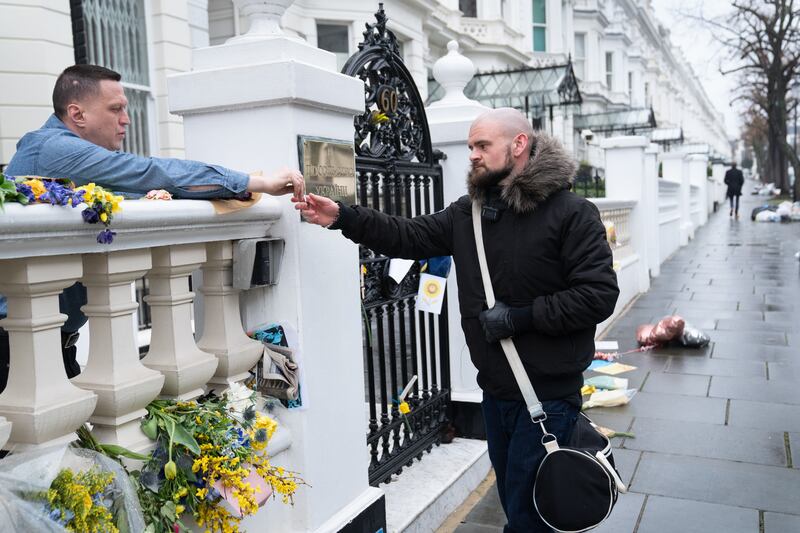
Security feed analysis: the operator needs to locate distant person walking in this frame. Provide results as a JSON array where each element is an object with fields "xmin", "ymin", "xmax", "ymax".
[{"xmin": 724, "ymin": 162, "xmax": 744, "ymax": 218}]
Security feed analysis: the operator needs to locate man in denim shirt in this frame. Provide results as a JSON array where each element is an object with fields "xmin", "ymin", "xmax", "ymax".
[{"xmin": 0, "ymin": 64, "xmax": 305, "ymax": 389}]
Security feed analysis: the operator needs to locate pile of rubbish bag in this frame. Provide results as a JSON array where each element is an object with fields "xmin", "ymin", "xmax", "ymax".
[
  {"xmin": 636, "ymin": 315, "xmax": 710, "ymax": 348},
  {"xmin": 751, "ymin": 183, "xmax": 781, "ymax": 196},
  {"xmin": 752, "ymin": 201, "xmax": 800, "ymax": 222}
]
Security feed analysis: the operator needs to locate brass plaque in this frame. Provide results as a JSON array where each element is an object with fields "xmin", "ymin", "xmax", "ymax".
[{"xmin": 297, "ymin": 136, "xmax": 356, "ymax": 207}]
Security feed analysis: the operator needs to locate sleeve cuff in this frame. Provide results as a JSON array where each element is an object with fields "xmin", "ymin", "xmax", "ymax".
[
  {"xmin": 329, "ymin": 202, "xmax": 357, "ymax": 231},
  {"xmin": 510, "ymin": 304, "xmax": 534, "ymax": 334}
]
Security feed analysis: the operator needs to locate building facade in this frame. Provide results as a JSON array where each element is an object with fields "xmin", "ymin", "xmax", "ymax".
[{"xmin": 0, "ymin": 0, "xmax": 730, "ymax": 170}]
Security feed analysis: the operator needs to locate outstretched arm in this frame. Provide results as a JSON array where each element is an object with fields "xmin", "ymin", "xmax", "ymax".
[{"xmin": 294, "ymin": 193, "xmax": 455, "ymax": 260}]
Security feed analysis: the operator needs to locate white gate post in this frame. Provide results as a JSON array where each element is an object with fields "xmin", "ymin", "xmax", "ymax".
[
  {"xmin": 168, "ymin": 6, "xmax": 380, "ymax": 530},
  {"xmin": 426, "ymin": 41, "xmax": 489, "ymax": 434}
]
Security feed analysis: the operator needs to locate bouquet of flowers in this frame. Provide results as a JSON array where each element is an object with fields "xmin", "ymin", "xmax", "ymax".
[
  {"xmin": 0, "ymin": 445, "xmax": 145, "ymax": 532},
  {"xmin": 0, "ymin": 173, "xmax": 123, "ymax": 244},
  {"xmin": 131, "ymin": 385, "xmax": 303, "ymax": 533}
]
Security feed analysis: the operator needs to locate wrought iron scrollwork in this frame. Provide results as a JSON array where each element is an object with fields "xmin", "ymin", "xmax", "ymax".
[{"xmin": 342, "ymin": 3, "xmax": 433, "ymax": 164}]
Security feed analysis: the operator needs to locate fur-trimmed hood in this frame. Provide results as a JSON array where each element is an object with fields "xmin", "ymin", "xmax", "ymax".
[{"xmin": 468, "ymin": 132, "xmax": 576, "ymax": 214}]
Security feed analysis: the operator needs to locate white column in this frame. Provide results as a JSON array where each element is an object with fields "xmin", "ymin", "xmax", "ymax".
[
  {"xmin": 660, "ymin": 152, "xmax": 691, "ymax": 245},
  {"xmin": 0, "ymin": 256, "xmax": 97, "ymax": 448},
  {"xmin": 644, "ymin": 143, "xmax": 660, "ymax": 278},
  {"xmin": 712, "ymin": 162, "xmax": 726, "ymax": 211},
  {"xmin": 168, "ymin": 19, "xmax": 379, "ymax": 531},
  {"xmin": 196, "ymin": 241, "xmax": 263, "ymax": 387},
  {"xmin": 687, "ymin": 154, "xmax": 710, "ymax": 226},
  {"xmin": 72, "ymin": 250, "xmax": 165, "ymax": 451},
  {"xmin": 426, "ymin": 41, "xmax": 488, "ymax": 409},
  {"xmin": 141, "ymin": 244, "xmax": 218, "ymax": 399},
  {"xmin": 601, "ymin": 136, "xmax": 650, "ymax": 293}
]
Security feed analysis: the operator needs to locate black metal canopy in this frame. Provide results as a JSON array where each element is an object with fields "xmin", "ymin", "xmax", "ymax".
[
  {"xmin": 574, "ymin": 107, "xmax": 657, "ymax": 134},
  {"xmin": 427, "ymin": 61, "xmax": 582, "ymax": 111}
]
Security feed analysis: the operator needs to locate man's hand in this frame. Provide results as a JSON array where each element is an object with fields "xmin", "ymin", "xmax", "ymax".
[
  {"xmin": 248, "ymin": 167, "xmax": 305, "ymax": 201},
  {"xmin": 479, "ymin": 301, "xmax": 515, "ymax": 343},
  {"xmin": 293, "ymin": 193, "xmax": 340, "ymax": 227}
]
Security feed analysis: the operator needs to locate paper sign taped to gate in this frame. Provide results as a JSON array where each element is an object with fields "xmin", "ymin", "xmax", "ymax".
[{"xmin": 416, "ymin": 273, "xmax": 446, "ymax": 315}]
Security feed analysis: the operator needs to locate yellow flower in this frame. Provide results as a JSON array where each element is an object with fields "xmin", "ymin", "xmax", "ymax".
[
  {"xmin": 399, "ymin": 401, "xmax": 411, "ymax": 415},
  {"xmin": 22, "ymin": 179, "xmax": 46, "ymax": 199},
  {"xmin": 100, "ymin": 212, "xmax": 108, "ymax": 222},
  {"xmin": 196, "ymin": 487, "xmax": 208, "ymax": 499},
  {"xmin": 176, "ymin": 504, "xmax": 185, "ymax": 515}
]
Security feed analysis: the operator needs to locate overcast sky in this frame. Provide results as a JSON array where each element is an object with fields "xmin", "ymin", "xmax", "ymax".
[{"xmin": 649, "ymin": 0, "xmax": 741, "ymax": 139}]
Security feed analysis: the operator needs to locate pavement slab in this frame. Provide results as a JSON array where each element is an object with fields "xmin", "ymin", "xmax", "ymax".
[
  {"xmin": 709, "ymin": 375, "xmax": 799, "ymax": 405},
  {"xmin": 636, "ymin": 495, "xmax": 759, "ymax": 533},
  {"xmin": 631, "ymin": 452, "xmax": 800, "ymax": 515}
]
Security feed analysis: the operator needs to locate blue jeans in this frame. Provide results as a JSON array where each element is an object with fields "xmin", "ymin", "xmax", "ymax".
[{"xmin": 482, "ymin": 393, "xmax": 580, "ymax": 533}]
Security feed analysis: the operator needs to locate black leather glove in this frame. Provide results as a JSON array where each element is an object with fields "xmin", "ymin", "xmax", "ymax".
[{"xmin": 479, "ymin": 301, "xmax": 515, "ymax": 343}]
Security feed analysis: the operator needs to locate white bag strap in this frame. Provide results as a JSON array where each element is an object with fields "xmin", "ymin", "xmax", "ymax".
[{"xmin": 471, "ymin": 201, "xmax": 548, "ymax": 427}]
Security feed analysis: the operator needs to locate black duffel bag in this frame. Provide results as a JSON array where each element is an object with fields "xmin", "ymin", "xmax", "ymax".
[{"xmin": 533, "ymin": 413, "xmax": 626, "ymax": 532}]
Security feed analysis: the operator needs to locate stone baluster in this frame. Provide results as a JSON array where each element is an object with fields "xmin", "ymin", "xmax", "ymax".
[
  {"xmin": 196, "ymin": 241, "xmax": 263, "ymax": 388},
  {"xmin": 0, "ymin": 256, "xmax": 97, "ymax": 448},
  {"xmin": 141, "ymin": 244, "xmax": 218, "ymax": 400},
  {"xmin": 71, "ymin": 250, "xmax": 165, "ymax": 451}
]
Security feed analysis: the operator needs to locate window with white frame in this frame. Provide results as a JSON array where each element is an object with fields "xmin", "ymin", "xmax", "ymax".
[
  {"xmin": 605, "ymin": 52, "xmax": 614, "ymax": 90},
  {"xmin": 459, "ymin": 0, "xmax": 477, "ymax": 17},
  {"xmin": 574, "ymin": 33, "xmax": 586, "ymax": 79},
  {"xmin": 76, "ymin": 0, "xmax": 152, "ymax": 156},
  {"xmin": 532, "ymin": 0, "xmax": 547, "ymax": 52},
  {"xmin": 317, "ymin": 23, "xmax": 350, "ymax": 71}
]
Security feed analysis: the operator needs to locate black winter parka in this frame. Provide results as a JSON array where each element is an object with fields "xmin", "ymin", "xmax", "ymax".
[{"xmin": 331, "ymin": 134, "xmax": 619, "ymax": 402}]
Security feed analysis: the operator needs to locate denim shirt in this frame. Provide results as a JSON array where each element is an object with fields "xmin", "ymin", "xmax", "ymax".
[{"xmin": 0, "ymin": 114, "xmax": 251, "ymax": 320}]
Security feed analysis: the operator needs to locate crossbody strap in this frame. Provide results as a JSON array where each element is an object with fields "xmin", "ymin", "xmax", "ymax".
[{"xmin": 471, "ymin": 201, "xmax": 547, "ymax": 425}]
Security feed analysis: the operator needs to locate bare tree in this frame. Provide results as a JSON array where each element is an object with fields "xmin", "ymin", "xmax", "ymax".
[{"xmin": 699, "ymin": 0, "xmax": 800, "ymax": 198}]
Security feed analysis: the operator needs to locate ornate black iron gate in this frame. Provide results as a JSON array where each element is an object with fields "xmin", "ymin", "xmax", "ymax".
[{"xmin": 342, "ymin": 4, "xmax": 451, "ymax": 486}]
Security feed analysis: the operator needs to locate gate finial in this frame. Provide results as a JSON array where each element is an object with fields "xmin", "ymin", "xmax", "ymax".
[{"xmin": 359, "ymin": 2, "xmax": 400, "ymax": 55}]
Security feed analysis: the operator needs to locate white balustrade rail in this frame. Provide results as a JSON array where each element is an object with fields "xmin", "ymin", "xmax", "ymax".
[
  {"xmin": 658, "ymin": 178, "xmax": 682, "ymax": 263},
  {"xmin": 0, "ymin": 197, "xmax": 282, "ymax": 451},
  {"xmin": 592, "ymin": 200, "xmax": 636, "ymax": 261}
]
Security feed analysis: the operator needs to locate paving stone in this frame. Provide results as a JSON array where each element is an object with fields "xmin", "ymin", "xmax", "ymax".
[
  {"xmin": 623, "ymin": 418, "xmax": 787, "ymax": 467},
  {"xmin": 609, "ymin": 448, "xmax": 640, "ymax": 486},
  {"xmin": 708, "ymin": 330, "xmax": 788, "ymax": 346},
  {"xmin": 589, "ymin": 391, "xmax": 726, "ymax": 425},
  {"xmin": 631, "ymin": 452, "xmax": 800, "ymax": 514},
  {"xmin": 639, "ymin": 372, "xmax": 709, "ymax": 396},
  {"xmin": 462, "ymin": 486, "xmax": 505, "ymax": 527},
  {"xmin": 790, "ymin": 432, "xmax": 799, "ymax": 470},
  {"xmin": 691, "ymin": 293, "xmax": 764, "ymax": 304},
  {"xmin": 590, "ymin": 491, "xmax": 644, "ymax": 533},
  {"xmin": 673, "ymin": 301, "xmax": 738, "ymax": 312},
  {"xmin": 454, "ymin": 522, "xmax": 503, "ymax": 533},
  {"xmin": 727, "ymin": 399, "xmax": 800, "ymax": 432},
  {"xmin": 711, "ymin": 340, "xmax": 796, "ymax": 362},
  {"xmin": 715, "ymin": 319, "xmax": 789, "ymax": 333},
  {"xmin": 709, "ymin": 375, "xmax": 799, "ymax": 405},
  {"xmin": 665, "ymin": 357, "xmax": 766, "ymax": 378},
  {"xmin": 766, "ymin": 362, "xmax": 800, "ymax": 382},
  {"xmin": 764, "ymin": 512, "xmax": 800, "ymax": 533},
  {"xmin": 738, "ymin": 302, "xmax": 796, "ymax": 312},
  {"xmin": 636, "ymin": 495, "xmax": 759, "ymax": 533}
]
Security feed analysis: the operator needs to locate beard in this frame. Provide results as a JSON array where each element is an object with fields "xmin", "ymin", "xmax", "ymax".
[{"xmin": 467, "ymin": 148, "xmax": 514, "ymax": 190}]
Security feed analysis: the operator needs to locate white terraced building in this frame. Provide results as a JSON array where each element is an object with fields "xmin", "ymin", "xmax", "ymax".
[{"xmin": 0, "ymin": 0, "xmax": 729, "ymax": 170}]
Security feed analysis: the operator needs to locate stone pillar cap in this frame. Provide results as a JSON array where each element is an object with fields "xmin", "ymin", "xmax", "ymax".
[{"xmin": 431, "ymin": 41, "xmax": 476, "ymax": 106}]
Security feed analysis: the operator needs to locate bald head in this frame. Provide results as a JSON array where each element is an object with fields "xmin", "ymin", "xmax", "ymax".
[
  {"xmin": 467, "ymin": 108, "xmax": 535, "ymax": 187},
  {"xmin": 472, "ymin": 108, "xmax": 535, "ymax": 144}
]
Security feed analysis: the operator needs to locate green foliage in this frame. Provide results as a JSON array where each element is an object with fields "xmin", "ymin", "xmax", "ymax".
[{"xmin": 0, "ymin": 173, "xmax": 28, "ymax": 211}]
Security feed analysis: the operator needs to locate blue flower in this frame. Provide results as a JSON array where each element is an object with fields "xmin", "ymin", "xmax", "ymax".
[
  {"xmin": 48, "ymin": 508, "xmax": 61, "ymax": 521},
  {"xmin": 39, "ymin": 181, "xmax": 72, "ymax": 206},
  {"xmin": 96, "ymin": 229, "xmax": 116, "ymax": 244},
  {"xmin": 82, "ymin": 208, "xmax": 100, "ymax": 223},
  {"xmin": 15, "ymin": 183, "xmax": 35, "ymax": 203}
]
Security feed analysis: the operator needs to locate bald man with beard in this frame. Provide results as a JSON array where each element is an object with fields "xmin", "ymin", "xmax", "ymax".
[{"xmin": 296, "ymin": 108, "xmax": 619, "ymax": 532}]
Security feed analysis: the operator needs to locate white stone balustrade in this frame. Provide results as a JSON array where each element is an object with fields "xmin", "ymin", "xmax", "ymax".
[
  {"xmin": 0, "ymin": 198, "xmax": 282, "ymax": 450},
  {"xmin": 72, "ymin": 249, "xmax": 165, "ymax": 451},
  {"xmin": 141, "ymin": 244, "xmax": 218, "ymax": 400},
  {"xmin": 660, "ymin": 152, "xmax": 692, "ymax": 244},
  {"xmin": 0, "ymin": 254, "xmax": 97, "ymax": 449},
  {"xmin": 197, "ymin": 241, "xmax": 264, "ymax": 388}
]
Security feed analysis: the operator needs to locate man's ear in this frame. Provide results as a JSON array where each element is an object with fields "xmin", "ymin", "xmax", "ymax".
[
  {"xmin": 512, "ymin": 133, "xmax": 530, "ymax": 157},
  {"xmin": 65, "ymin": 103, "xmax": 85, "ymax": 128}
]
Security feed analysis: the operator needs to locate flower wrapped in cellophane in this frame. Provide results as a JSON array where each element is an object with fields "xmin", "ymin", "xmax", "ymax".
[
  {"xmin": 0, "ymin": 444, "xmax": 145, "ymax": 532},
  {"xmin": 133, "ymin": 388, "xmax": 303, "ymax": 533}
]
